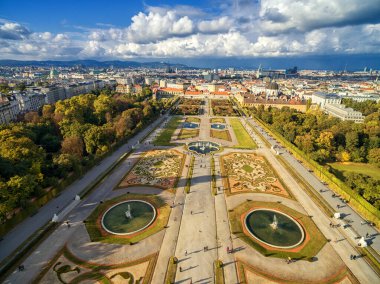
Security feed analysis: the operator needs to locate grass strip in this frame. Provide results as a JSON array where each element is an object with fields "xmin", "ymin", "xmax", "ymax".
[
  {"xmin": 185, "ymin": 156, "xmax": 195, "ymax": 194},
  {"xmin": 214, "ymin": 260, "xmax": 225, "ymax": 284},
  {"xmin": 210, "ymin": 129, "xmax": 231, "ymax": 141},
  {"xmin": 245, "ymin": 119, "xmax": 271, "ymax": 148},
  {"xmin": 211, "ymin": 157, "xmax": 217, "ymax": 196},
  {"xmin": 210, "ymin": 117, "xmax": 226, "ymax": 123},
  {"xmin": 178, "ymin": 128, "xmax": 199, "ymax": 140},
  {"xmin": 164, "ymin": 256, "xmax": 178, "ymax": 284},
  {"xmin": 185, "ymin": 117, "xmax": 201, "ymax": 123},
  {"xmin": 230, "ymin": 118, "xmax": 257, "ymax": 149},
  {"xmin": 154, "ymin": 116, "xmax": 182, "ymax": 146}
]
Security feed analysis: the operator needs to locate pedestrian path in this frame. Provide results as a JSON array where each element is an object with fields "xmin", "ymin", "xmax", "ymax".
[
  {"xmin": 174, "ymin": 155, "xmax": 217, "ymax": 284},
  {"xmin": 213, "ymin": 154, "xmax": 239, "ymax": 284}
]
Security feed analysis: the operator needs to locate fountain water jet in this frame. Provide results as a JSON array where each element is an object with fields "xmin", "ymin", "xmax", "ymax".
[
  {"xmin": 269, "ymin": 214, "xmax": 278, "ymax": 230},
  {"xmin": 125, "ymin": 204, "xmax": 133, "ymax": 219}
]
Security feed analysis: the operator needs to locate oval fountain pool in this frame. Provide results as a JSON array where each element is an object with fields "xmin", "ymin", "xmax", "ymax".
[
  {"xmin": 244, "ymin": 209, "xmax": 304, "ymax": 249},
  {"xmin": 211, "ymin": 123, "xmax": 226, "ymax": 130},
  {"xmin": 101, "ymin": 200, "xmax": 156, "ymax": 235},
  {"xmin": 183, "ymin": 122, "xmax": 199, "ymax": 129},
  {"xmin": 188, "ymin": 141, "xmax": 220, "ymax": 155}
]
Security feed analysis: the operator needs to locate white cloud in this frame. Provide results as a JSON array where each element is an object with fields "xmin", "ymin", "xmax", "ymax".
[
  {"xmin": 198, "ymin": 17, "xmax": 234, "ymax": 34},
  {"xmin": 0, "ymin": 20, "xmax": 31, "ymax": 40},
  {"xmin": 127, "ymin": 11, "xmax": 194, "ymax": 43},
  {"xmin": 1, "ymin": 1, "xmax": 380, "ymax": 60}
]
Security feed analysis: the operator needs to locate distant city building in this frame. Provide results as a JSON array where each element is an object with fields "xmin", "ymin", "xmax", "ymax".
[
  {"xmin": 0, "ymin": 95, "xmax": 20, "ymax": 124},
  {"xmin": 265, "ymin": 81, "xmax": 280, "ymax": 98},
  {"xmin": 235, "ymin": 93, "xmax": 307, "ymax": 112},
  {"xmin": 203, "ymin": 73, "xmax": 220, "ymax": 81},
  {"xmin": 312, "ymin": 92, "xmax": 341, "ymax": 108},
  {"xmin": 166, "ymin": 82, "xmax": 191, "ymax": 91},
  {"xmin": 324, "ymin": 104, "xmax": 364, "ymax": 123},
  {"xmin": 116, "ymin": 84, "xmax": 132, "ymax": 94},
  {"xmin": 14, "ymin": 92, "xmax": 45, "ymax": 112}
]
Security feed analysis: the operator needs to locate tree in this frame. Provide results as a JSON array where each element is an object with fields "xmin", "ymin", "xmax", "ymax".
[
  {"xmin": 294, "ymin": 134, "xmax": 314, "ymax": 153},
  {"xmin": 94, "ymin": 94, "xmax": 113, "ymax": 122},
  {"xmin": 40, "ymin": 133, "xmax": 61, "ymax": 153},
  {"xmin": 316, "ymin": 131, "xmax": 334, "ymax": 151},
  {"xmin": 24, "ymin": 112, "xmax": 41, "ymax": 123},
  {"xmin": 42, "ymin": 104, "xmax": 55, "ymax": 121},
  {"xmin": 61, "ymin": 136, "xmax": 84, "ymax": 159},
  {"xmin": 7, "ymin": 174, "xmax": 40, "ymax": 206},
  {"xmin": 368, "ymin": 148, "xmax": 380, "ymax": 166},
  {"xmin": 345, "ymin": 131, "xmax": 359, "ymax": 152},
  {"xmin": 53, "ymin": 153, "xmax": 75, "ymax": 174},
  {"xmin": 337, "ymin": 151, "xmax": 351, "ymax": 162},
  {"xmin": 83, "ymin": 126, "xmax": 113, "ymax": 155}
]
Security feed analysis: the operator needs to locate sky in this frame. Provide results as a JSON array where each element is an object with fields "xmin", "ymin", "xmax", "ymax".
[{"xmin": 1, "ymin": 0, "xmax": 380, "ymax": 69}]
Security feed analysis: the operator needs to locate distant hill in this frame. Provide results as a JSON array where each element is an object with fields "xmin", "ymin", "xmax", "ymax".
[{"xmin": 0, "ymin": 59, "xmax": 189, "ymax": 69}]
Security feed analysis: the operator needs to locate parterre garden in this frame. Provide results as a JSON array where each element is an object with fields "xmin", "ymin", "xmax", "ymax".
[
  {"xmin": 35, "ymin": 246, "xmax": 157, "ymax": 284},
  {"xmin": 118, "ymin": 149, "xmax": 185, "ymax": 189},
  {"xmin": 172, "ymin": 98, "xmax": 203, "ymax": 115},
  {"xmin": 220, "ymin": 152, "xmax": 291, "ymax": 197},
  {"xmin": 211, "ymin": 99, "xmax": 237, "ymax": 116}
]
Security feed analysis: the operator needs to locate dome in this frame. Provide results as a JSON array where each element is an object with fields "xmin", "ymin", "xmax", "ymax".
[
  {"xmin": 266, "ymin": 81, "xmax": 279, "ymax": 90},
  {"xmin": 263, "ymin": 77, "xmax": 271, "ymax": 84}
]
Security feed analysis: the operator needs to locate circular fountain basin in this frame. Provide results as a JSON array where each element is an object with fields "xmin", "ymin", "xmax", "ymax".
[
  {"xmin": 244, "ymin": 209, "xmax": 304, "ymax": 249},
  {"xmin": 211, "ymin": 123, "xmax": 226, "ymax": 130},
  {"xmin": 188, "ymin": 141, "xmax": 220, "ymax": 155},
  {"xmin": 183, "ymin": 122, "xmax": 199, "ymax": 129},
  {"xmin": 101, "ymin": 200, "xmax": 156, "ymax": 235}
]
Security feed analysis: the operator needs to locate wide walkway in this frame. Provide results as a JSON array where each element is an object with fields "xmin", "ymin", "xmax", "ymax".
[{"xmin": 174, "ymin": 155, "xmax": 217, "ymax": 284}]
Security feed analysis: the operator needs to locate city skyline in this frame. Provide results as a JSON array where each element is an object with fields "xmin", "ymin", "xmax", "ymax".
[{"xmin": 1, "ymin": 0, "xmax": 380, "ymax": 68}]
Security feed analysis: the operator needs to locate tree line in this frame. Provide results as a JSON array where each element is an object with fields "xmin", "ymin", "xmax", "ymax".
[{"xmin": 0, "ymin": 88, "xmax": 163, "ymax": 222}]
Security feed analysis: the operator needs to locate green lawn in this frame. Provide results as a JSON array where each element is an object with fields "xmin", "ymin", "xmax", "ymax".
[
  {"xmin": 185, "ymin": 117, "xmax": 201, "ymax": 123},
  {"xmin": 210, "ymin": 117, "xmax": 226, "ymax": 123},
  {"xmin": 328, "ymin": 162, "xmax": 380, "ymax": 180},
  {"xmin": 153, "ymin": 117, "xmax": 182, "ymax": 146},
  {"xmin": 230, "ymin": 118, "xmax": 257, "ymax": 149},
  {"xmin": 242, "ymin": 164, "xmax": 253, "ymax": 173},
  {"xmin": 178, "ymin": 129, "xmax": 199, "ymax": 139},
  {"xmin": 210, "ymin": 129, "xmax": 231, "ymax": 141}
]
